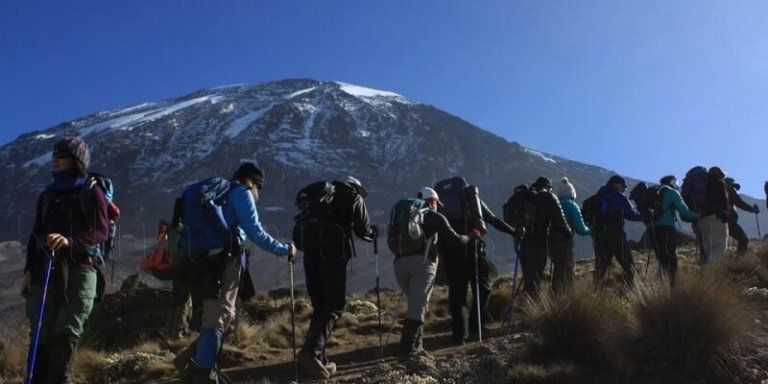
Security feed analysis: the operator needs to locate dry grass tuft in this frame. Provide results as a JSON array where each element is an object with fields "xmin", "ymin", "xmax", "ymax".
[
  {"xmin": 621, "ymin": 270, "xmax": 754, "ymax": 382},
  {"xmin": 521, "ymin": 282, "xmax": 627, "ymax": 368},
  {"xmin": 0, "ymin": 334, "xmax": 28, "ymax": 382},
  {"xmin": 73, "ymin": 347, "xmax": 111, "ymax": 374}
]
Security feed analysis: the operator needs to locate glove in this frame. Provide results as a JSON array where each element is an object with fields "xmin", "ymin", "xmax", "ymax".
[
  {"xmin": 370, "ymin": 224, "xmax": 380, "ymax": 239},
  {"xmin": 468, "ymin": 229, "xmax": 483, "ymax": 238},
  {"xmin": 753, "ymin": 204, "xmax": 760, "ymax": 214}
]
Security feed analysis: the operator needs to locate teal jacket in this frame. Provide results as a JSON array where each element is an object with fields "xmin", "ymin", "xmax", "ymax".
[
  {"xmin": 560, "ymin": 197, "xmax": 591, "ymax": 237},
  {"xmin": 653, "ymin": 185, "xmax": 699, "ymax": 228}
]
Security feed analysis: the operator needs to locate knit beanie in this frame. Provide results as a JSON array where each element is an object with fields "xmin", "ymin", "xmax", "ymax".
[
  {"xmin": 532, "ymin": 176, "xmax": 552, "ymax": 190},
  {"xmin": 607, "ymin": 175, "xmax": 626, "ymax": 187},
  {"xmin": 708, "ymin": 166, "xmax": 725, "ymax": 180},
  {"xmin": 557, "ymin": 177, "xmax": 576, "ymax": 199},
  {"xmin": 53, "ymin": 137, "xmax": 90, "ymax": 169},
  {"xmin": 659, "ymin": 175, "xmax": 676, "ymax": 186},
  {"xmin": 234, "ymin": 162, "xmax": 265, "ymax": 189}
]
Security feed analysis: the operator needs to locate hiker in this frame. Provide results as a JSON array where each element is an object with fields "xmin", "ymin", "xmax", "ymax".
[
  {"xmin": 590, "ymin": 175, "xmax": 646, "ymax": 288},
  {"xmin": 551, "ymin": 177, "xmax": 590, "ymax": 293},
  {"xmin": 436, "ymin": 177, "xmax": 518, "ymax": 344},
  {"xmin": 392, "ymin": 187, "xmax": 471, "ymax": 360},
  {"xmin": 22, "ymin": 137, "xmax": 109, "ymax": 384},
  {"xmin": 699, "ymin": 167, "xmax": 730, "ymax": 264},
  {"xmin": 179, "ymin": 162, "xmax": 297, "ymax": 384},
  {"xmin": 724, "ymin": 177, "xmax": 759, "ymax": 256},
  {"xmin": 651, "ymin": 175, "xmax": 698, "ymax": 285},
  {"xmin": 513, "ymin": 177, "xmax": 572, "ymax": 297},
  {"xmin": 297, "ymin": 176, "xmax": 377, "ymax": 379}
]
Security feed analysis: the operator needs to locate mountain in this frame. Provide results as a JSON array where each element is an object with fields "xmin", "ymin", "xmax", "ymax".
[{"xmin": 1, "ymin": 78, "xmax": 764, "ymax": 291}]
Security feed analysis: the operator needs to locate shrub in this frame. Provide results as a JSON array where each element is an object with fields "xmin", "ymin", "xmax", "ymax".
[
  {"xmin": 621, "ymin": 270, "xmax": 754, "ymax": 382},
  {"xmin": 521, "ymin": 282, "xmax": 626, "ymax": 368}
]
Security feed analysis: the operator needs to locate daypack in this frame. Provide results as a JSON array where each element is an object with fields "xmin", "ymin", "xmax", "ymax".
[
  {"xmin": 292, "ymin": 181, "xmax": 347, "ymax": 252},
  {"xmin": 434, "ymin": 177, "xmax": 469, "ymax": 220},
  {"xmin": 503, "ymin": 184, "xmax": 538, "ymax": 228},
  {"xmin": 581, "ymin": 189, "xmax": 615, "ymax": 228},
  {"xmin": 140, "ymin": 221, "xmax": 176, "ymax": 280},
  {"xmin": 629, "ymin": 182, "xmax": 665, "ymax": 221},
  {"xmin": 178, "ymin": 177, "xmax": 239, "ymax": 260},
  {"xmin": 681, "ymin": 166, "xmax": 708, "ymax": 220},
  {"xmin": 40, "ymin": 171, "xmax": 121, "ymax": 262},
  {"xmin": 387, "ymin": 198, "xmax": 429, "ymax": 257}
]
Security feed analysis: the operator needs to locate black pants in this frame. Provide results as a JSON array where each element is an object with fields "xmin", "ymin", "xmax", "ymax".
[
  {"xmin": 302, "ymin": 248, "xmax": 348, "ymax": 362},
  {"xmin": 442, "ymin": 239, "xmax": 491, "ymax": 341},
  {"xmin": 593, "ymin": 229, "xmax": 635, "ymax": 288},
  {"xmin": 548, "ymin": 240, "xmax": 573, "ymax": 294},
  {"xmin": 652, "ymin": 225, "xmax": 679, "ymax": 285},
  {"xmin": 519, "ymin": 238, "xmax": 548, "ymax": 298},
  {"xmin": 728, "ymin": 219, "xmax": 749, "ymax": 256}
]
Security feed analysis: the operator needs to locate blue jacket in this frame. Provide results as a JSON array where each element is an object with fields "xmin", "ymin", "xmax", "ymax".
[
  {"xmin": 560, "ymin": 197, "xmax": 591, "ymax": 236},
  {"xmin": 224, "ymin": 182, "xmax": 290, "ymax": 257},
  {"xmin": 653, "ymin": 185, "xmax": 698, "ymax": 228},
  {"xmin": 596, "ymin": 185, "xmax": 646, "ymax": 230}
]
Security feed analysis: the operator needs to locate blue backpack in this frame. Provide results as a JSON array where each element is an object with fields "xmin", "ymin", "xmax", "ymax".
[{"xmin": 178, "ymin": 177, "xmax": 239, "ymax": 260}]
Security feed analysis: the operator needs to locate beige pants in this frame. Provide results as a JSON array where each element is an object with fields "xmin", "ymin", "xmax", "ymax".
[
  {"xmin": 201, "ymin": 259, "xmax": 242, "ymax": 332},
  {"xmin": 699, "ymin": 214, "xmax": 728, "ymax": 264},
  {"xmin": 394, "ymin": 254, "xmax": 437, "ymax": 322}
]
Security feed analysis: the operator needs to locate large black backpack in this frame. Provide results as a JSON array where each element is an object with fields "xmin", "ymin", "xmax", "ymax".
[
  {"xmin": 292, "ymin": 181, "xmax": 346, "ymax": 252},
  {"xmin": 503, "ymin": 184, "xmax": 538, "ymax": 228},
  {"xmin": 434, "ymin": 177, "xmax": 469, "ymax": 220},
  {"xmin": 581, "ymin": 189, "xmax": 611, "ymax": 228},
  {"xmin": 629, "ymin": 182, "xmax": 665, "ymax": 221}
]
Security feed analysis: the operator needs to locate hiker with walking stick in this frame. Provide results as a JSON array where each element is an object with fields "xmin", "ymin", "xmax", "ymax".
[
  {"xmin": 551, "ymin": 177, "xmax": 591, "ymax": 293},
  {"xmin": 724, "ymin": 177, "xmax": 759, "ymax": 257},
  {"xmin": 389, "ymin": 188, "xmax": 471, "ymax": 360},
  {"xmin": 649, "ymin": 175, "xmax": 698, "ymax": 286},
  {"xmin": 173, "ymin": 162, "xmax": 297, "ymax": 384},
  {"xmin": 22, "ymin": 137, "xmax": 109, "ymax": 384},
  {"xmin": 435, "ymin": 177, "xmax": 520, "ymax": 344},
  {"xmin": 293, "ymin": 176, "xmax": 376, "ymax": 379}
]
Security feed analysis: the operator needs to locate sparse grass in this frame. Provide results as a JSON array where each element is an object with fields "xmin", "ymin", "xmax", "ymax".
[
  {"xmin": 619, "ymin": 269, "xmax": 754, "ymax": 382},
  {"xmin": 521, "ymin": 281, "xmax": 627, "ymax": 369},
  {"xmin": 0, "ymin": 332, "xmax": 28, "ymax": 382},
  {"xmin": 73, "ymin": 347, "xmax": 111, "ymax": 375}
]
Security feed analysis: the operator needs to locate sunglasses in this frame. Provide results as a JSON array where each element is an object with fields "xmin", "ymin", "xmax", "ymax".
[{"xmin": 52, "ymin": 151, "xmax": 72, "ymax": 159}]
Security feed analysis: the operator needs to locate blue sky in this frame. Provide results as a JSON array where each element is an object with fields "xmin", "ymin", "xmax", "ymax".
[{"xmin": 2, "ymin": 1, "xmax": 767, "ymax": 198}]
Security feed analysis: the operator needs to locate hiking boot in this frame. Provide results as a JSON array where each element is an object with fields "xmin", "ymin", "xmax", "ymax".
[
  {"xmin": 325, "ymin": 361, "xmax": 337, "ymax": 376},
  {"xmin": 298, "ymin": 348, "xmax": 330, "ymax": 379}
]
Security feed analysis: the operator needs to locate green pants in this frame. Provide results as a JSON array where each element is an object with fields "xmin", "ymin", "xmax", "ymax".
[{"xmin": 26, "ymin": 266, "xmax": 97, "ymax": 342}]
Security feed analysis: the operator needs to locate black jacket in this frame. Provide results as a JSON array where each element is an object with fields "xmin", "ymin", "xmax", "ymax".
[
  {"xmin": 530, "ymin": 191, "xmax": 572, "ymax": 243},
  {"xmin": 702, "ymin": 178, "xmax": 730, "ymax": 222},
  {"xmin": 329, "ymin": 181, "xmax": 375, "ymax": 258},
  {"xmin": 421, "ymin": 210, "xmax": 470, "ymax": 260}
]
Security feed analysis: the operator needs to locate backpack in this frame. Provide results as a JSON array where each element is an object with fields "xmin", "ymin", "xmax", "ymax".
[
  {"xmin": 681, "ymin": 166, "xmax": 708, "ymax": 220},
  {"xmin": 40, "ymin": 171, "xmax": 121, "ymax": 263},
  {"xmin": 387, "ymin": 198, "xmax": 429, "ymax": 257},
  {"xmin": 503, "ymin": 184, "xmax": 538, "ymax": 228},
  {"xmin": 177, "ymin": 177, "xmax": 240, "ymax": 261},
  {"xmin": 292, "ymin": 181, "xmax": 347, "ymax": 252},
  {"xmin": 140, "ymin": 221, "xmax": 176, "ymax": 280},
  {"xmin": 581, "ymin": 189, "xmax": 612, "ymax": 228},
  {"xmin": 434, "ymin": 177, "xmax": 469, "ymax": 220},
  {"xmin": 629, "ymin": 182, "xmax": 665, "ymax": 221}
]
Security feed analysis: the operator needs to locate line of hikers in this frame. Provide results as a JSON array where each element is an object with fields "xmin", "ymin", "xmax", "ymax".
[{"xmin": 21, "ymin": 136, "xmax": 765, "ymax": 383}]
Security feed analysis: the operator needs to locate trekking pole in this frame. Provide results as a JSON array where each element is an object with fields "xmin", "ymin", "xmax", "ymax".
[
  {"xmin": 373, "ymin": 235, "xmax": 383, "ymax": 360},
  {"xmin": 474, "ymin": 238, "xmax": 483, "ymax": 344},
  {"xmin": 26, "ymin": 250, "xmax": 54, "ymax": 384},
  {"xmin": 756, "ymin": 211, "xmax": 762, "ymax": 238},
  {"xmin": 502, "ymin": 239, "xmax": 521, "ymax": 329},
  {"xmin": 289, "ymin": 260, "xmax": 298, "ymax": 383}
]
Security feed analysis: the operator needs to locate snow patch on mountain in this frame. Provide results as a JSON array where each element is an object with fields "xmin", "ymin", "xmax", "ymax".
[
  {"xmin": 24, "ymin": 153, "xmax": 50, "ymax": 167},
  {"xmin": 285, "ymin": 87, "xmax": 317, "ymax": 99},
  {"xmin": 523, "ymin": 147, "xmax": 557, "ymax": 163},
  {"xmin": 224, "ymin": 106, "xmax": 272, "ymax": 138},
  {"xmin": 33, "ymin": 134, "xmax": 56, "ymax": 140},
  {"xmin": 79, "ymin": 95, "xmax": 222, "ymax": 137}
]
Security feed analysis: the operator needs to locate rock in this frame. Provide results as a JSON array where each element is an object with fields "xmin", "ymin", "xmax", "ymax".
[{"xmin": 120, "ymin": 273, "xmax": 149, "ymax": 291}]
